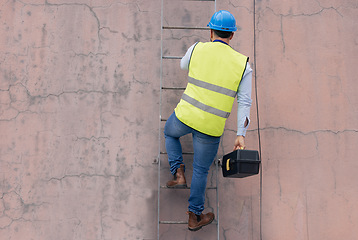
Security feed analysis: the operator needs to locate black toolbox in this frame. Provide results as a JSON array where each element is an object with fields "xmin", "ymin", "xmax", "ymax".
[{"xmin": 222, "ymin": 149, "xmax": 260, "ymax": 178}]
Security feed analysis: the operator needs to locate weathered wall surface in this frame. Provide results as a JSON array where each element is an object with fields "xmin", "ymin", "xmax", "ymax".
[
  {"xmin": 1, "ymin": 0, "xmax": 357, "ymax": 239},
  {"xmin": 256, "ymin": 0, "xmax": 358, "ymax": 239},
  {"xmin": 0, "ymin": 0, "xmax": 160, "ymax": 239}
]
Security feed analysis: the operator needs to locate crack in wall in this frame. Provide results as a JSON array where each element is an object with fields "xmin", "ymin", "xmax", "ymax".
[
  {"xmin": 258, "ymin": 126, "xmax": 358, "ymax": 136},
  {"xmin": 229, "ymin": 0, "xmax": 253, "ymax": 14},
  {"xmin": 226, "ymin": 126, "xmax": 358, "ymax": 136},
  {"xmin": 16, "ymin": 0, "xmax": 103, "ymax": 51},
  {"xmin": 74, "ymin": 136, "xmax": 110, "ymax": 141},
  {"xmin": 222, "ymin": 226, "xmax": 228, "ymax": 240},
  {"xmin": 260, "ymin": 3, "xmax": 343, "ymax": 18},
  {"xmin": 0, "ymin": 190, "xmax": 48, "ymax": 230},
  {"xmin": 46, "ymin": 173, "xmax": 121, "ymax": 182},
  {"xmin": 256, "ymin": 4, "xmax": 344, "ymax": 55},
  {"xmin": 0, "ymin": 82, "xmax": 128, "ymax": 122},
  {"xmin": 222, "ymin": 126, "xmax": 357, "ymax": 160}
]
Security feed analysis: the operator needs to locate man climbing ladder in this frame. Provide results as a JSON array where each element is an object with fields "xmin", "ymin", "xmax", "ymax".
[{"xmin": 164, "ymin": 10, "xmax": 253, "ymax": 231}]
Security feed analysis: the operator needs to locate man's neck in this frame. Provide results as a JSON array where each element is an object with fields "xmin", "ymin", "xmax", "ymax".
[
  {"xmin": 212, "ymin": 37, "xmax": 230, "ymax": 45},
  {"xmin": 213, "ymin": 39, "xmax": 229, "ymax": 45}
]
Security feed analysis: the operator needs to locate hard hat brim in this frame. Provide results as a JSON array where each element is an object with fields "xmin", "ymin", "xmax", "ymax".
[{"xmin": 207, "ymin": 23, "xmax": 237, "ymax": 32}]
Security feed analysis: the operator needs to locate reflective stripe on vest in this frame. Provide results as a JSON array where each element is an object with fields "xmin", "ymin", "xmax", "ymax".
[
  {"xmin": 188, "ymin": 76, "xmax": 237, "ymax": 98},
  {"xmin": 181, "ymin": 93, "xmax": 230, "ymax": 118},
  {"xmin": 175, "ymin": 41, "xmax": 248, "ymax": 136}
]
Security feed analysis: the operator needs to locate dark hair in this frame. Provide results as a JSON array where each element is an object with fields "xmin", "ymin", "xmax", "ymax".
[{"xmin": 213, "ymin": 30, "xmax": 232, "ymax": 39}]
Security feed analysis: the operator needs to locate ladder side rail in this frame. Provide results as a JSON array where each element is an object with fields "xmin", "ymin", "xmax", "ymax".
[
  {"xmin": 157, "ymin": 0, "xmax": 164, "ymax": 239},
  {"xmin": 158, "ymin": 0, "xmax": 218, "ymax": 238}
]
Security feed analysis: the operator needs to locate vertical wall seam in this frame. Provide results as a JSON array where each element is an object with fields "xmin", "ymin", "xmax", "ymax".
[{"xmin": 252, "ymin": 0, "xmax": 263, "ymax": 239}]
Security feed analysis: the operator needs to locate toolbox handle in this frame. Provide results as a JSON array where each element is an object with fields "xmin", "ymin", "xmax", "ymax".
[{"xmin": 226, "ymin": 158, "xmax": 231, "ymax": 171}]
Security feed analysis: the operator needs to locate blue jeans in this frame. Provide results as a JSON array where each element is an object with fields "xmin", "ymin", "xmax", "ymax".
[{"xmin": 164, "ymin": 112, "xmax": 220, "ymax": 215}]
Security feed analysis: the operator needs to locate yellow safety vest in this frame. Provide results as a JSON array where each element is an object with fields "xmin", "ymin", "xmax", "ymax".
[{"xmin": 175, "ymin": 41, "xmax": 248, "ymax": 137}]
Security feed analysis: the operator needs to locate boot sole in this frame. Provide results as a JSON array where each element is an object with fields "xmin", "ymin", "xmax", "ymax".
[
  {"xmin": 188, "ymin": 216, "xmax": 214, "ymax": 231},
  {"xmin": 188, "ymin": 226, "xmax": 202, "ymax": 231}
]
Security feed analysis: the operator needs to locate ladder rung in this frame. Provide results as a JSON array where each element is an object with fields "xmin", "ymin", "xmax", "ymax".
[
  {"xmin": 181, "ymin": 0, "xmax": 215, "ymax": 1},
  {"xmin": 162, "ymin": 56, "xmax": 182, "ymax": 59},
  {"xmin": 160, "ymin": 151, "xmax": 193, "ymax": 155},
  {"xmin": 160, "ymin": 186, "xmax": 217, "ymax": 189},
  {"xmin": 160, "ymin": 220, "xmax": 218, "ymax": 225},
  {"xmin": 162, "ymin": 87, "xmax": 186, "ymax": 90},
  {"xmin": 159, "ymin": 221, "xmax": 187, "ymax": 224},
  {"xmin": 163, "ymin": 26, "xmax": 210, "ymax": 30}
]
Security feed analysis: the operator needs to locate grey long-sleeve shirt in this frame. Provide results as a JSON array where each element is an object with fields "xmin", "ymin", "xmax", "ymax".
[{"xmin": 180, "ymin": 43, "xmax": 252, "ymax": 136}]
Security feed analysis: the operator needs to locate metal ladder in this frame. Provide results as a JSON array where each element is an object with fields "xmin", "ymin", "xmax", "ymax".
[{"xmin": 156, "ymin": 0, "xmax": 219, "ymax": 239}]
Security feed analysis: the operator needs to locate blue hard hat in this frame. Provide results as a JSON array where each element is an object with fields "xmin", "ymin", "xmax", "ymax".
[{"xmin": 207, "ymin": 10, "xmax": 237, "ymax": 32}]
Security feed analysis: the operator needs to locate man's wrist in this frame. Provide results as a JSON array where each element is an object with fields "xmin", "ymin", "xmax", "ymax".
[{"xmin": 236, "ymin": 130, "xmax": 246, "ymax": 137}]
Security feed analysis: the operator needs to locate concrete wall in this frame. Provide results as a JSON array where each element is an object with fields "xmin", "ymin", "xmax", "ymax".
[
  {"xmin": 256, "ymin": 1, "xmax": 358, "ymax": 239},
  {"xmin": 0, "ymin": 0, "xmax": 357, "ymax": 239}
]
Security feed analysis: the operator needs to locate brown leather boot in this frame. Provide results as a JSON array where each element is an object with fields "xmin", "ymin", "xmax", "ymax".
[
  {"xmin": 166, "ymin": 164, "xmax": 187, "ymax": 188},
  {"xmin": 187, "ymin": 211, "xmax": 215, "ymax": 231}
]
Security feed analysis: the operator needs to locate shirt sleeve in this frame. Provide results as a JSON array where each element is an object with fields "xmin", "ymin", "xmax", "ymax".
[
  {"xmin": 180, "ymin": 43, "xmax": 197, "ymax": 70},
  {"xmin": 237, "ymin": 62, "xmax": 253, "ymax": 136}
]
